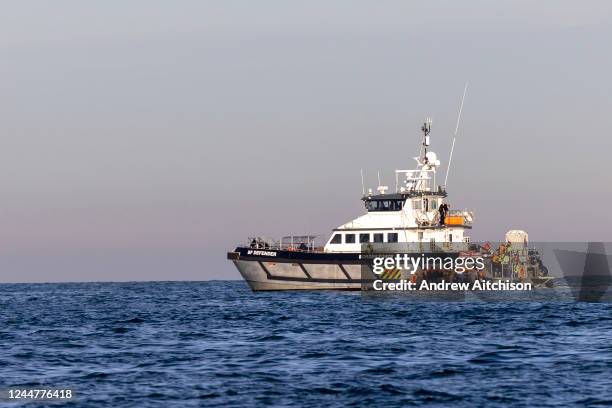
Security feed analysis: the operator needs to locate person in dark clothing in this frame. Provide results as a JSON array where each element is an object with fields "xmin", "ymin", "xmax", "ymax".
[{"xmin": 439, "ymin": 203, "xmax": 445, "ymax": 225}]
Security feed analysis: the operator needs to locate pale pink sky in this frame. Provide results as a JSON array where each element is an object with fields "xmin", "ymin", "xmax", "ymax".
[{"xmin": 2, "ymin": 1, "xmax": 612, "ymax": 282}]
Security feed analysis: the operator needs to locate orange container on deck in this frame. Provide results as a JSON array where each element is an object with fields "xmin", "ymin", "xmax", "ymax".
[{"xmin": 446, "ymin": 216, "xmax": 464, "ymax": 225}]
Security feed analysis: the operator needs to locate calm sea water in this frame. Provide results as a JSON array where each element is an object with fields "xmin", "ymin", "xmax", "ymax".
[{"xmin": 1, "ymin": 281, "xmax": 611, "ymax": 407}]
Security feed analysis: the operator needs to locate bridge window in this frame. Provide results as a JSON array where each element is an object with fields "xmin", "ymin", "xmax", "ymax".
[
  {"xmin": 388, "ymin": 233, "xmax": 398, "ymax": 243},
  {"xmin": 359, "ymin": 233, "xmax": 370, "ymax": 243},
  {"xmin": 365, "ymin": 199, "xmax": 404, "ymax": 212},
  {"xmin": 373, "ymin": 233, "xmax": 384, "ymax": 243},
  {"xmin": 345, "ymin": 234, "xmax": 355, "ymax": 244},
  {"xmin": 330, "ymin": 234, "xmax": 342, "ymax": 244}
]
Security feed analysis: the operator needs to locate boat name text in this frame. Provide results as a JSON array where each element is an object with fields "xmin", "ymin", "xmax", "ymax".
[{"xmin": 247, "ymin": 250, "xmax": 277, "ymax": 257}]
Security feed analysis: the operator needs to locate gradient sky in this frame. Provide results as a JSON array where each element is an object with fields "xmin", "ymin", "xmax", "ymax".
[{"xmin": 2, "ymin": 1, "xmax": 612, "ymax": 282}]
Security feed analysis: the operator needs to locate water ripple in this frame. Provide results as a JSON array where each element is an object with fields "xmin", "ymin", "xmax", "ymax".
[{"xmin": 0, "ymin": 281, "xmax": 611, "ymax": 407}]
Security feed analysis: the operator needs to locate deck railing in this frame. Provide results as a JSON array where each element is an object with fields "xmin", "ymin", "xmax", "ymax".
[{"xmin": 246, "ymin": 236, "xmax": 322, "ymax": 252}]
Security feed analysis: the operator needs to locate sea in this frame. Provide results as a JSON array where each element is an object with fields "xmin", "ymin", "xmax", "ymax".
[{"xmin": 1, "ymin": 281, "xmax": 611, "ymax": 407}]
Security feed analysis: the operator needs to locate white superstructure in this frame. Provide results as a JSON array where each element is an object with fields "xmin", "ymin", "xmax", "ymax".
[{"xmin": 324, "ymin": 119, "xmax": 474, "ymax": 253}]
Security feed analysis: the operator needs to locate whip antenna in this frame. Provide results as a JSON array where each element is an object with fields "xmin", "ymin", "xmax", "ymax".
[
  {"xmin": 444, "ymin": 83, "xmax": 468, "ymax": 187},
  {"xmin": 360, "ymin": 169, "xmax": 365, "ymax": 195}
]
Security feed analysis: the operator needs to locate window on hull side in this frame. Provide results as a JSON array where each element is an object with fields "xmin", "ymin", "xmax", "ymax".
[
  {"xmin": 330, "ymin": 234, "xmax": 342, "ymax": 244},
  {"xmin": 359, "ymin": 233, "xmax": 370, "ymax": 243},
  {"xmin": 373, "ymin": 233, "xmax": 384, "ymax": 243},
  {"xmin": 387, "ymin": 233, "xmax": 398, "ymax": 243},
  {"xmin": 345, "ymin": 234, "xmax": 356, "ymax": 244}
]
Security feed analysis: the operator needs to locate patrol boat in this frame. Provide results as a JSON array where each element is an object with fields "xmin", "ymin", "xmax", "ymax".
[{"xmin": 227, "ymin": 118, "xmax": 485, "ymax": 290}]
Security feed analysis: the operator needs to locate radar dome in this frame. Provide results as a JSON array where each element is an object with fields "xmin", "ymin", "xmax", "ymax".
[{"xmin": 425, "ymin": 151, "xmax": 440, "ymax": 166}]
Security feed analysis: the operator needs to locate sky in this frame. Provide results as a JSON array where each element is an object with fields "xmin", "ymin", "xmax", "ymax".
[{"xmin": 1, "ymin": 1, "xmax": 612, "ymax": 282}]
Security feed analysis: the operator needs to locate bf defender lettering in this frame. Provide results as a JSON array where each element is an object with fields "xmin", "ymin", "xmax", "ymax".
[{"xmin": 247, "ymin": 250, "xmax": 277, "ymax": 257}]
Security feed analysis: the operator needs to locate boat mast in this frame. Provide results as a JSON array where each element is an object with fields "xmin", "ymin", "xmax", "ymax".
[
  {"xmin": 421, "ymin": 117, "xmax": 432, "ymax": 161},
  {"xmin": 396, "ymin": 118, "xmax": 439, "ymax": 193}
]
